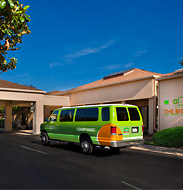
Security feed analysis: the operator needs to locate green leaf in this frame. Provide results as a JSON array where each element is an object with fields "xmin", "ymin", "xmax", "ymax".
[
  {"xmin": 25, "ymin": 14, "xmax": 30, "ymax": 18},
  {"xmin": 0, "ymin": 0, "xmax": 31, "ymax": 73},
  {"xmin": 5, "ymin": 28, "xmax": 12, "ymax": 35},
  {"xmin": 0, "ymin": 0, "xmax": 6, "ymax": 9},
  {"xmin": 15, "ymin": 11, "xmax": 23, "ymax": 14},
  {"xmin": 8, "ymin": 0, "xmax": 14, "ymax": 8},
  {"xmin": 23, "ymin": 5, "xmax": 30, "ymax": 10},
  {"xmin": 1, "ymin": 29, "xmax": 5, "ymax": 34},
  {"xmin": 20, "ymin": 16, "xmax": 25, "ymax": 23}
]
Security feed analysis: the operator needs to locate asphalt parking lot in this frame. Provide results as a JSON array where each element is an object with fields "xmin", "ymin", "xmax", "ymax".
[{"xmin": 0, "ymin": 132, "xmax": 183, "ymax": 189}]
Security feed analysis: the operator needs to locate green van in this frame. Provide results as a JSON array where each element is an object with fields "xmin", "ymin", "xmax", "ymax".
[{"xmin": 40, "ymin": 104, "xmax": 144, "ymax": 154}]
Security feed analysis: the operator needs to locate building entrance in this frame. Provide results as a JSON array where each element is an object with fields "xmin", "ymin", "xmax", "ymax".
[
  {"xmin": 126, "ymin": 99, "xmax": 149, "ymax": 135},
  {"xmin": 139, "ymin": 106, "xmax": 149, "ymax": 135},
  {"xmin": 0, "ymin": 107, "xmax": 5, "ymax": 130}
]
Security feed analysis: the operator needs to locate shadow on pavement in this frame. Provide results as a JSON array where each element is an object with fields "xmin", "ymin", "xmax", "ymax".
[{"xmin": 31, "ymin": 139, "xmax": 123, "ymax": 157}]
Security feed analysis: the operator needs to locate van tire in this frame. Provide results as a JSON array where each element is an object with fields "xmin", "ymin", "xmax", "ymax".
[
  {"xmin": 41, "ymin": 132, "xmax": 50, "ymax": 146},
  {"xmin": 80, "ymin": 137, "xmax": 94, "ymax": 154}
]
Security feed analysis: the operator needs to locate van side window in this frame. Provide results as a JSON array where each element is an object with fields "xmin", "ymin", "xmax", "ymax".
[
  {"xmin": 128, "ymin": 108, "xmax": 140, "ymax": 121},
  {"xmin": 102, "ymin": 107, "xmax": 110, "ymax": 121},
  {"xmin": 60, "ymin": 109, "xmax": 75, "ymax": 122},
  {"xmin": 50, "ymin": 110, "xmax": 59, "ymax": 122},
  {"xmin": 75, "ymin": 108, "xmax": 98, "ymax": 121},
  {"xmin": 116, "ymin": 107, "xmax": 129, "ymax": 121}
]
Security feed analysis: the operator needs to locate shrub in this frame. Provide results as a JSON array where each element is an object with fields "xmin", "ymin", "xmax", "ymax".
[{"xmin": 152, "ymin": 127, "xmax": 183, "ymax": 148}]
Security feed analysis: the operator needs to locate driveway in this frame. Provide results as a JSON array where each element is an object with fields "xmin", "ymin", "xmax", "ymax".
[{"xmin": 0, "ymin": 132, "xmax": 183, "ymax": 189}]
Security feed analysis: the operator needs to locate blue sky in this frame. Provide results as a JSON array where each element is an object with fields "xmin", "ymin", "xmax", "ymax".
[{"xmin": 1, "ymin": 0, "xmax": 183, "ymax": 92}]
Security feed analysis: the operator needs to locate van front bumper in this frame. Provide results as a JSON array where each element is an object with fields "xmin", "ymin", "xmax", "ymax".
[{"xmin": 111, "ymin": 139, "xmax": 144, "ymax": 147}]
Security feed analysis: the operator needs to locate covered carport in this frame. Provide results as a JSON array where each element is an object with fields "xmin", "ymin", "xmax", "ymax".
[{"xmin": 0, "ymin": 80, "xmax": 70, "ymax": 134}]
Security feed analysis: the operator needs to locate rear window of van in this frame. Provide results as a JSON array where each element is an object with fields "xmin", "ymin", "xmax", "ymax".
[
  {"xmin": 116, "ymin": 107, "xmax": 129, "ymax": 121},
  {"xmin": 75, "ymin": 108, "xmax": 98, "ymax": 121},
  {"xmin": 128, "ymin": 108, "xmax": 140, "ymax": 121}
]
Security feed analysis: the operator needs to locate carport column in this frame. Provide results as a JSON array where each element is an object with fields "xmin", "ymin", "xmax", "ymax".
[
  {"xmin": 148, "ymin": 97, "xmax": 156, "ymax": 135},
  {"xmin": 33, "ymin": 102, "xmax": 44, "ymax": 134},
  {"xmin": 5, "ymin": 106, "xmax": 12, "ymax": 132}
]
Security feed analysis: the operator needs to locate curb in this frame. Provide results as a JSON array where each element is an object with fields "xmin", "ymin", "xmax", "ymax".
[{"xmin": 130, "ymin": 145, "xmax": 183, "ymax": 158}]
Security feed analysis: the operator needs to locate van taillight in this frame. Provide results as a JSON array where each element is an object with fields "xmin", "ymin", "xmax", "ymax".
[
  {"xmin": 111, "ymin": 126, "xmax": 116, "ymax": 135},
  {"xmin": 142, "ymin": 125, "xmax": 144, "ymax": 132}
]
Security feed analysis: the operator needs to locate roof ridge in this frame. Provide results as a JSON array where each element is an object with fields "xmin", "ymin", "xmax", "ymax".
[
  {"xmin": 63, "ymin": 68, "xmax": 162, "ymax": 94},
  {"xmin": 0, "ymin": 78, "xmax": 43, "ymax": 91},
  {"xmin": 134, "ymin": 68, "xmax": 162, "ymax": 75}
]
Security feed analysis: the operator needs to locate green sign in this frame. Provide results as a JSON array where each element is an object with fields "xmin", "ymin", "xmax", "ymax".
[
  {"xmin": 164, "ymin": 100, "xmax": 169, "ymax": 105},
  {"xmin": 173, "ymin": 96, "xmax": 183, "ymax": 108},
  {"xmin": 164, "ymin": 96, "xmax": 183, "ymax": 116},
  {"xmin": 124, "ymin": 127, "xmax": 129, "ymax": 133}
]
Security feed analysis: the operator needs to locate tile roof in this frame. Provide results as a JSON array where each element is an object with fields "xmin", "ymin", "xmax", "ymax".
[
  {"xmin": 63, "ymin": 68, "xmax": 164, "ymax": 94},
  {"xmin": 0, "ymin": 78, "xmax": 44, "ymax": 92},
  {"xmin": 157, "ymin": 69, "xmax": 183, "ymax": 81},
  {"xmin": 45, "ymin": 90, "xmax": 64, "ymax": 96}
]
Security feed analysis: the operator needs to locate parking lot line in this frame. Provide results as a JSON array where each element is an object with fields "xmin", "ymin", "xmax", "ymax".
[
  {"xmin": 20, "ymin": 146, "xmax": 48, "ymax": 155},
  {"xmin": 121, "ymin": 180, "xmax": 141, "ymax": 190}
]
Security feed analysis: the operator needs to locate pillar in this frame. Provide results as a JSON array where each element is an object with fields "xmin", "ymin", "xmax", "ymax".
[
  {"xmin": 148, "ymin": 97, "xmax": 156, "ymax": 135},
  {"xmin": 5, "ymin": 106, "xmax": 12, "ymax": 132},
  {"xmin": 33, "ymin": 102, "xmax": 44, "ymax": 134}
]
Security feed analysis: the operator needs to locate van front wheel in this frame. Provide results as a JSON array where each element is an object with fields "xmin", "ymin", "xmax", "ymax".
[
  {"xmin": 41, "ymin": 132, "xmax": 50, "ymax": 146},
  {"xmin": 80, "ymin": 137, "xmax": 94, "ymax": 154}
]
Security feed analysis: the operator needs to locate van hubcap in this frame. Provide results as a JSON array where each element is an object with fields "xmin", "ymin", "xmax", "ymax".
[
  {"xmin": 42, "ymin": 135, "xmax": 46, "ymax": 142},
  {"xmin": 82, "ymin": 141, "xmax": 89, "ymax": 152}
]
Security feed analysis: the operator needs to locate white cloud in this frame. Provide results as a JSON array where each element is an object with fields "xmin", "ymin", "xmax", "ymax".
[
  {"xmin": 134, "ymin": 50, "xmax": 147, "ymax": 58},
  {"xmin": 49, "ymin": 40, "xmax": 116, "ymax": 68},
  {"xmin": 50, "ymin": 61, "xmax": 63, "ymax": 69},
  {"xmin": 124, "ymin": 61, "xmax": 135, "ymax": 68},
  {"xmin": 16, "ymin": 73, "xmax": 29, "ymax": 78},
  {"xmin": 64, "ymin": 40, "xmax": 116, "ymax": 61},
  {"xmin": 101, "ymin": 64, "xmax": 121, "ymax": 71},
  {"xmin": 64, "ymin": 48, "xmax": 100, "ymax": 59}
]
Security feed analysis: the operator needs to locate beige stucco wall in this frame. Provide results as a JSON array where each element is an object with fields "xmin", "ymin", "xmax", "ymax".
[
  {"xmin": 0, "ymin": 91, "xmax": 70, "ymax": 104},
  {"xmin": 158, "ymin": 77, "xmax": 183, "ymax": 130},
  {"xmin": 65, "ymin": 78, "xmax": 156, "ymax": 135},
  {"xmin": 68, "ymin": 79, "xmax": 155, "ymax": 106},
  {"xmin": 0, "ymin": 89, "xmax": 70, "ymax": 134},
  {"xmin": 0, "ymin": 77, "xmax": 157, "ymax": 135}
]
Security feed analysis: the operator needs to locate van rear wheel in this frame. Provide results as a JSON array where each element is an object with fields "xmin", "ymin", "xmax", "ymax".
[
  {"xmin": 41, "ymin": 132, "xmax": 50, "ymax": 146},
  {"xmin": 80, "ymin": 137, "xmax": 94, "ymax": 154}
]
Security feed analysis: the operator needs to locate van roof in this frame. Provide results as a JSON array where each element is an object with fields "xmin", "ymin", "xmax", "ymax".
[{"xmin": 55, "ymin": 104, "xmax": 137, "ymax": 110}]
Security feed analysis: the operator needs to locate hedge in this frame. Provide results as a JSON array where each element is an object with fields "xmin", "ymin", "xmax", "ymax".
[{"xmin": 152, "ymin": 127, "xmax": 183, "ymax": 148}]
